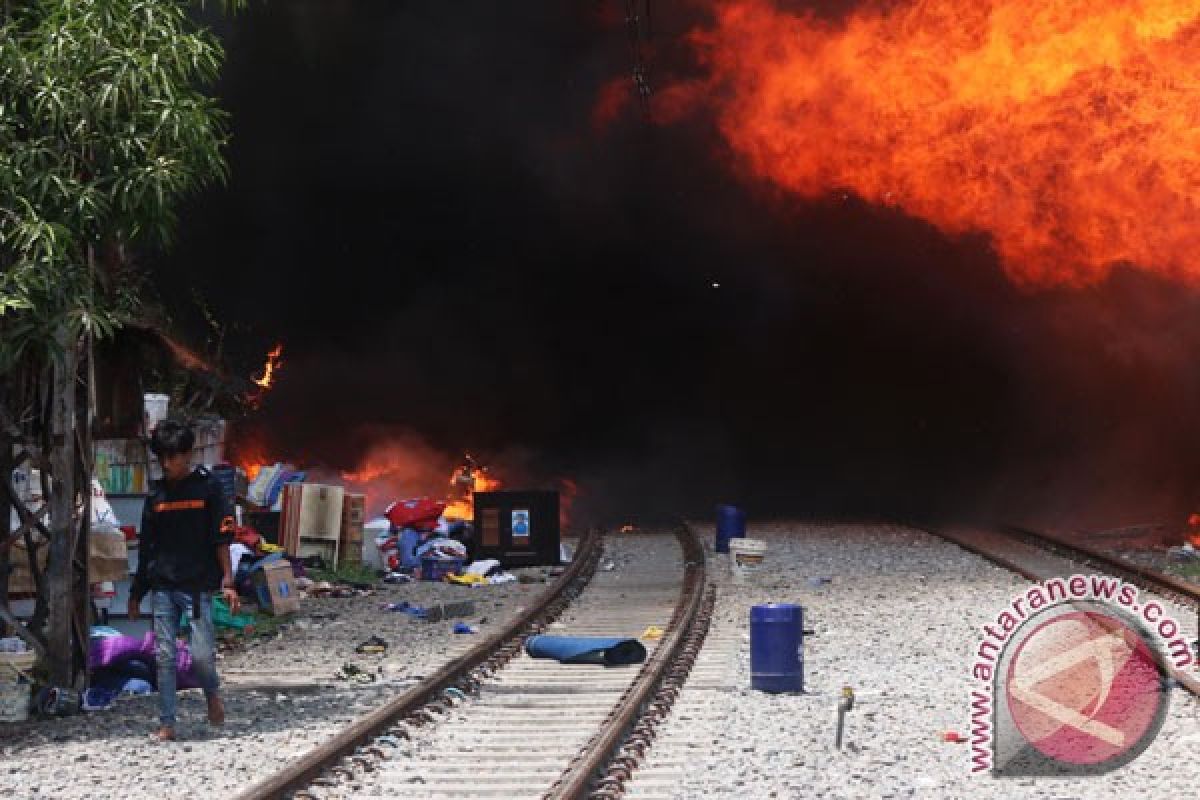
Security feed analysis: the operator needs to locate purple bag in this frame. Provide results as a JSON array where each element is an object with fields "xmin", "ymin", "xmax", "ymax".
[{"xmin": 87, "ymin": 632, "xmax": 200, "ymax": 689}]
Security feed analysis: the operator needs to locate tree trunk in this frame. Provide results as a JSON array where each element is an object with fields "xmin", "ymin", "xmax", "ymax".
[
  {"xmin": 0, "ymin": 419, "xmax": 10, "ymax": 637},
  {"xmin": 46, "ymin": 322, "xmax": 79, "ymax": 686},
  {"xmin": 73, "ymin": 334, "xmax": 94, "ymax": 677}
]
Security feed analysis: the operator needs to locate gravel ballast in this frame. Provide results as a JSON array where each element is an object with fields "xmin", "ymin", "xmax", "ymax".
[
  {"xmin": 626, "ymin": 523, "xmax": 1200, "ymax": 800},
  {"xmin": 0, "ymin": 562, "xmax": 564, "ymax": 800},
  {"xmin": 4, "ymin": 525, "xmax": 1197, "ymax": 799}
]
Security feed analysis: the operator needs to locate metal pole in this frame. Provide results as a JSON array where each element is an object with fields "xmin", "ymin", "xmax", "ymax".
[{"xmin": 835, "ymin": 686, "xmax": 855, "ymax": 749}]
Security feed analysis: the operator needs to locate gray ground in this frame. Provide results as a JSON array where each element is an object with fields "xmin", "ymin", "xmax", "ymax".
[
  {"xmin": 5, "ymin": 526, "xmax": 1197, "ymax": 800},
  {"xmin": 626, "ymin": 523, "xmax": 1200, "ymax": 800},
  {"xmin": 0, "ymin": 565, "xmax": 560, "ymax": 800}
]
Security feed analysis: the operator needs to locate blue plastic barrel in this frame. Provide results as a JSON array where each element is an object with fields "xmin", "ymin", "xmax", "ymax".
[
  {"xmin": 715, "ymin": 505, "xmax": 746, "ymax": 553},
  {"xmin": 750, "ymin": 603, "xmax": 804, "ymax": 693}
]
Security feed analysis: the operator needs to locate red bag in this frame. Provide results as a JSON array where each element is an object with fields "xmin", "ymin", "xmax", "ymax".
[{"xmin": 384, "ymin": 497, "xmax": 446, "ymax": 531}]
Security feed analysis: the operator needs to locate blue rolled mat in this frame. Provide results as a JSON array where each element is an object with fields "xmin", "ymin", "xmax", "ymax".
[{"xmin": 524, "ymin": 635, "xmax": 647, "ymax": 666}]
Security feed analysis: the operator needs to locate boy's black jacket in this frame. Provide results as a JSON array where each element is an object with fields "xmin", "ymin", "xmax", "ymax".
[{"xmin": 130, "ymin": 467, "xmax": 234, "ymax": 601}]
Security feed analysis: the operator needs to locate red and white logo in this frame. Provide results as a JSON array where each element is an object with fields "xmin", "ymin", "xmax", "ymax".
[{"xmin": 1004, "ymin": 608, "xmax": 1167, "ymax": 769}]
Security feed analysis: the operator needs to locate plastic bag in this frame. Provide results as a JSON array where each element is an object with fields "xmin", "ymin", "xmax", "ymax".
[{"xmin": 212, "ymin": 596, "xmax": 256, "ymax": 631}]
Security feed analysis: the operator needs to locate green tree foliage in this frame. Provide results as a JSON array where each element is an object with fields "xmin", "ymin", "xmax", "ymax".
[{"xmin": 0, "ymin": 0, "xmax": 231, "ymax": 369}]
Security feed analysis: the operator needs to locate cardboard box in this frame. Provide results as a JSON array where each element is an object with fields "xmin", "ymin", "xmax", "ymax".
[
  {"xmin": 7, "ymin": 526, "xmax": 127, "ymax": 593},
  {"xmin": 251, "ymin": 560, "xmax": 300, "ymax": 615},
  {"xmin": 88, "ymin": 527, "xmax": 130, "ymax": 582}
]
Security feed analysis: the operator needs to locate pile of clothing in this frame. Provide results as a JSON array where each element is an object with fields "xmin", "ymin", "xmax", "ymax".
[
  {"xmin": 445, "ymin": 558, "xmax": 516, "ymax": 586},
  {"xmin": 229, "ymin": 524, "xmax": 291, "ymax": 594},
  {"xmin": 83, "ymin": 626, "xmax": 193, "ymax": 711},
  {"xmin": 245, "ymin": 463, "xmax": 307, "ymax": 510},
  {"xmin": 417, "ymin": 537, "xmax": 468, "ymax": 562},
  {"xmin": 375, "ymin": 497, "xmax": 474, "ymax": 573}
]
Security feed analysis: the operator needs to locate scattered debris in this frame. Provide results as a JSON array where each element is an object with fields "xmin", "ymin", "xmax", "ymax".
[
  {"xmin": 1167, "ymin": 543, "xmax": 1199, "ymax": 562},
  {"xmin": 382, "ymin": 600, "xmax": 476, "ymax": 622},
  {"xmin": 354, "ymin": 636, "xmax": 388, "ymax": 655},
  {"xmin": 384, "ymin": 601, "xmax": 432, "ymax": 621},
  {"xmin": 335, "ymin": 663, "xmax": 376, "ymax": 684},
  {"xmin": 80, "ymin": 688, "xmax": 117, "ymax": 712}
]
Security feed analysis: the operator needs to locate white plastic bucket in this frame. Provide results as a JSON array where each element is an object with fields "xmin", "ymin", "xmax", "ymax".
[
  {"xmin": 730, "ymin": 537, "xmax": 767, "ymax": 584},
  {"xmin": 363, "ymin": 517, "xmax": 391, "ymax": 570}
]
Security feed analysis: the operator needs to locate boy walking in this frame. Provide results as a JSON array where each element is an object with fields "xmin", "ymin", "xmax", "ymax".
[{"xmin": 128, "ymin": 420, "xmax": 239, "ymax": 740}]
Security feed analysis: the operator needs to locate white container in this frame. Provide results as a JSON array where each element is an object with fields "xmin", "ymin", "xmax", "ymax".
[
  {"xmin": 729, "ymin": 538, "xmax": 768, "ymax": 585},
  {"xmin": 363, "ymin": 517, "xmax": 391, "ymax": 570},
  {"xmin": 0, "ymin": 680, "xmax": 30, "ymax": 723},
  {"xmin": 143, "ymin": 393, "xmax": 169, "ymax": 434}
]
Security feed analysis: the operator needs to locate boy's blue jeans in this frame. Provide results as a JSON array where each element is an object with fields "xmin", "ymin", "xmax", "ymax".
[{"xmin": 151, "ymin": 590, "xmax": 220, "ymax": 727}]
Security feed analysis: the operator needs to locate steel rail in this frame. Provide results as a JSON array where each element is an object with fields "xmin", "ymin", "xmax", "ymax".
[
  {"xmin": 233, "ymin": 528, "xmax": 603, "ymax": 800},
  {"xmin": 546, "ymin": 523, "xmax": 707, "ymax": 800},
  {"xmin": 589, "ymin": 585, "xmax": 717, "ymax": 799},
  {"xmin": 1002, "ymin": 524, "xmax": 1200, "ymax": 607},
  {"xmin": 925, "ymin": 524, "xmax": 1200, "ymax": 696}
]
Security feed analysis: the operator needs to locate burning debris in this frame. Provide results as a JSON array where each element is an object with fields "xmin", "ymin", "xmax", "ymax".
[
  {"xmin": 232, "ymin": 447, "xmax": 504, "ymax": 522},
  {"xmin": 1170, "ymin": 513, "xmax": 1200, "ymax": 559},
  {"xmin": 1185, "ymin": 514, "xmax": 1200, "ymax": 549},
  {"xmin": 444, "ymin": 453, "xmax": 500, "ymax": 521},
  {"xmin": 252, "ymin": 343, "xmax": 284, "ymax": 389},
  {"xmin": 244, "ymin": 343, "xmax": 284, "ymax": 410}
]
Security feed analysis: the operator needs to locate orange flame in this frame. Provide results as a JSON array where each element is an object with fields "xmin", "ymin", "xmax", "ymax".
[
  {"xmin": 245, "ymin": 343, "xmax": 285, "ymax": 410},
  {"xmin": 229, "ymin": 438, "xmax": 273, "ymax": 482},
  {"xmin": 336, "ymin": 442, "xmax": 504, "ymax": 520},
  {"xmin": 342, "ymin": 451, "xmax": 425, "ymax": 484},
  {"xmin": 681, "ymin": 1, "xmax": 1200, "ymax": 287},
  {"xmin": 444, "ymin": 470, "xmax": 502, "ymax": 521},
  {"xmin": 253, "ymin": 344, "xmax": 284, "ymax": 389}
]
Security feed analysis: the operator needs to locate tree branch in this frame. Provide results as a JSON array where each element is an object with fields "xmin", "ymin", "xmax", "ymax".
[{"xmin": 0, "ymin": 605, "xmax": 46, "ymax": 659}]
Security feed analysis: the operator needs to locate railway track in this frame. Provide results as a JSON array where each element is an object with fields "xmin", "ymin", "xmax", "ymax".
[
  {"xmin": 926, "ymin": 523, "xmax": 1200, "ymax": 694},
  {"xmin": 234, "ymin": 527, "xmax": 711, "ymax": 800}
]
